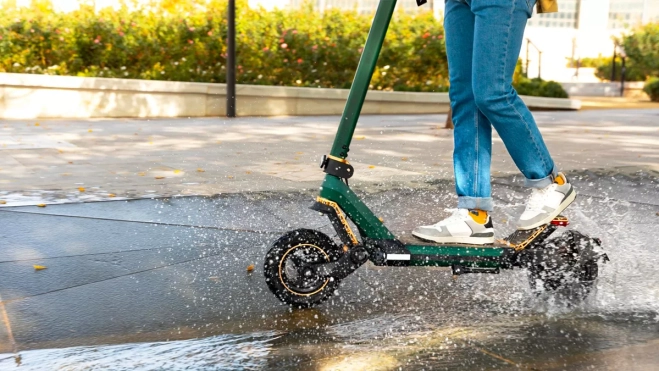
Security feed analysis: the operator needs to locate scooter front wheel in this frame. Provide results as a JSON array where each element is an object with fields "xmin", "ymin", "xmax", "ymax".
[{"xmin": 264, "ymin": 229, "xmax": 342, "ymax": 308}]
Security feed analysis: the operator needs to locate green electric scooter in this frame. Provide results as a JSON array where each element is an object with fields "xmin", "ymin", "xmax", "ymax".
[{"xmin": 263, "ymin": 0, "xmax": 608, "ymax": 307}]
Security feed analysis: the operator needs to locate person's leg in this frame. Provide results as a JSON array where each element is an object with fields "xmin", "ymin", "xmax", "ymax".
[
  {"xmin": 470, "ymin": 0, "xmax": 575, "ymax": 230},
  {"xmin": 445, "ymin": 0, "xmax": 493, "ymax": 212},
  {"xmin": 471, "ymin": 0, "xmax": 556, "ymax": 187},
  {"xmin": 412, "ymin": 0, "xmax": 495, "ymax": 244}
]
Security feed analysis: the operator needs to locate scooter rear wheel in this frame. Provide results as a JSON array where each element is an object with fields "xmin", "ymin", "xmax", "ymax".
[{"xmin": 264, "ymin": 229, "xmax": 342, "ymax": 308}]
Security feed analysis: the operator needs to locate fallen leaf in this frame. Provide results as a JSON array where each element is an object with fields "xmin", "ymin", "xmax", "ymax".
[
  {"xmin": 401, "ymin": 157, "xmax": 408, "ymax": 161},
  {"xmin": 227, "ymin": 175, "xmax": 234, "ymax": 179},
  {"xmin": 245, "ymin": 171, "xmax": 252, "ymax": 174},
  {"xmin": 216, "ymin": 141, "xmax": 222, "ymax": 144},
  {"xmin": 355, "ymin": 136, "xmax": 366, "ymax": 140},
  {"xmin": 108, "ymin": 193, "xmax": 116, "ymax": 197},
  {"xmin": 88, "ymin": 129, "xmax": 93, "ymax": 133},
  {"xmin": 0, "ymin": 200, "xmax": 6, "ymax": 204},
  {"xmin": 173, "ymin": 169, "xmax": 182, "ymax": 174},
  {"xmin": 78, "ymin": 187, "xmax": 85, "ymax": 192},
  {"xmin": 155, "ymin": 176, "xmax": 165, "ymax": 179},
  {"xmin": 33, "ymin": 265, "xmax": 47, "ymax": 271},
  {"xmin": 35, "ymin": 123, "xmax": 40, "ymax": 126},
  {"xmin": 246, "ymin": 264, "xmax": 255, "ymax": 272},
  {"xmin": 296, "ymin": 151, "xmax": 304, "ymax": 155},
  {"xmin": 196, "ymin": 168, "xmax": 205, "ymax": 172},
  {"xmin": 68, "ymin": 161, "xmax": 73, "ymax": 164},
  {"xmin": 58, "ymin": 149, "xmax": 63, "ymax": 153},
  {"xmin": 138, "ymin": 172, "xmax": 146, "ymax": 176},
  {"xmin": 37, "ymin": 204, "xmax": 47, "ymax": 207},
  {"xmin": 378, "ymin": 217, "xmax": 384, "ymax": 222},
  {"xmin": 368, "ymin": 165, "xmax": 376, "ymax": 169}
]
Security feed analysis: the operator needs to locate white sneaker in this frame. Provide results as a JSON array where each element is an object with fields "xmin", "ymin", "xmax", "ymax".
[
  {"xmin": 518, "ymin": 172, "xmax": 576, "ymax": 230},
  {"xmin": 412, "ymin": 209, "xmax": 495, "ymax": 245}
]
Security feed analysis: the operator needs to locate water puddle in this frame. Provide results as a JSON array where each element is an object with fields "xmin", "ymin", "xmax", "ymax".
[{"xmin": 0, "ymin": 332, "xmax": 280, "ymax": 371}]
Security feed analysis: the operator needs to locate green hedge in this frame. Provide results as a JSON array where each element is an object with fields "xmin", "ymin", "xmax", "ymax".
[
  {"xmin": 0, "ymin": 0, "xmax": 449, "ymax": 92},
  {"xmin": 1, "ymin": 0, "xmax": 568, "ymax": 98},
  {"xmin": 644, "ymin": 77, "xmax": 659, "ymax": 102},
  {"xmin": 515, "ymin": 78, "xmax": 569, "ymax": 99}
]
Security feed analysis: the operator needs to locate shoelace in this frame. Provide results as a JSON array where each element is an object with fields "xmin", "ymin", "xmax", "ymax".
[{"xmin": 525, "ymin": 184, "xmax": 557, "ymax": 212}]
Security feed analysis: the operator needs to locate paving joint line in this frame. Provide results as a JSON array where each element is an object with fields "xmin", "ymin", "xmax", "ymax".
[
  {"xmin": 0, "ymin": 293, "xmax": 19, "ymax": 358},
  {"xmin": 0, "ymin": 209, "xmax": 285, "ymax": 234},
  {"xmin": 0, "ymin": 250, "xmax": 230, "ymax": 305}
]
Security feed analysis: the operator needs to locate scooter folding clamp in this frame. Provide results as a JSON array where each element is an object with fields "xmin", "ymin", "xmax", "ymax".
[{"xmin": 320, "ymin": 154, "xmax": 354, "ymax": 180}]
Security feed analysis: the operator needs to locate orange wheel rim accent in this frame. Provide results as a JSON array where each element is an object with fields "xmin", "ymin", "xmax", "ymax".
[{"xmin": 278, "ymin": 244, "xmax": 330, "ymax": 297}]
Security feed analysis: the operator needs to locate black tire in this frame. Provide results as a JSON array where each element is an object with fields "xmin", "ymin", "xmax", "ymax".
[
  {"xmin": 526, "ymin": 230, "xmax": 601, "ymax": 301},
  {"xmin": 264, "ymin": 229, "xmax": 342, "ymax": 308}
]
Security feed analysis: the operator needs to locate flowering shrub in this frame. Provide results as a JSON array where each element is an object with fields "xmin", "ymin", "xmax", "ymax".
[{"xmin": 0, "ymin": 0, "xmax": 449, "ymax": 92}]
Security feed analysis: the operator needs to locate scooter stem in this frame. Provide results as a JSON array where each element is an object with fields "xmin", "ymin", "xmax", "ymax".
[{"xmin": 329, "ymin": 0, "xmax": 397, "ymax": 159}]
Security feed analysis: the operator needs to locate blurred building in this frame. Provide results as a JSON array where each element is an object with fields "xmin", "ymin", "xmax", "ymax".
[
  {"xmin": 525, "ymin": 0, "xmax": 659, "ymax": 81},
  {"xmin": 433, "ymin": 0, "xmax": 659, "ymax": 82}
]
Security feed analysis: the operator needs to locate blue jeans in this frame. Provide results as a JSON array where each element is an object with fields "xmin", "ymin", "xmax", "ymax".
[{"xmin": 445, "ymin": 0, "xmax": 557, "ymax": 212}]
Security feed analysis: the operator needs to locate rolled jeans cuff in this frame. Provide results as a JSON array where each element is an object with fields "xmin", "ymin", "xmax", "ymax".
[
  {"xmin": 524, "ymin": 167, "xmax": 558, "ymax": 189},
  {"xmin": 457, "ymin": 196, "xmax": 493, "ymax": 212}
]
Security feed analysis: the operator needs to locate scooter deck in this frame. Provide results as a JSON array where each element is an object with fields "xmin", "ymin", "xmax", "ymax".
[
  {"xmin": 381, "ymin": 216, "xmax": 568, "ymax": 268},
  {"xmin": 385, "ymin": 237, "xmax": 514, "ymax": 269}
]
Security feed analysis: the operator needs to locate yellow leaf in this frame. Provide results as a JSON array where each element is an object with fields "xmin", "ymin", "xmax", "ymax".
[
  {"xmin": 216, "ymin": 141, "xmax": 222, "ymax": 144},
  {"xmin": 296, "ymin": 152, "xmax": 304, "ymax": 155},
  {"xmin": 245, "ymin": 171, "xmax": 252, "ymax": 174},
  {"xmin": 35, "ymin": 123, "xmax": 40, "ymax": 126},
  {"xmin": 33, "ymin": 265, "xmax": 47, "ymax": 271},
  {"xmin": 378, "ymin": 217, "xmax": 384, "ymax": 222},
  {"xmin": 246, "ymin": 264, "xmax": 255, "ymax": 272},
  {"xmin": 138, "ymin": 172, "xmax": 145, "ymax": 176},
  {"xmin": 88, "ymin": 129, "xmax": 93, "ymax": 133},
  {"xmin": 108, "ymin": 193, "xmax": 116, "ymax": 197},
  {"xmin": 355, "ymin": 136, "xmax": 366, "ymax": 140},
  {"xmin": 401, "ymin": 157, "xmax": 408, "ymax": 161},
  {"xmin": 173, "ymin": 169, "xmax": 181, "ymax": 174},
  {"xmin": 227, "ymin": 175, "xmax": 234, "ymax": 179},
  {"xmin": 368, "ymin": 165, "xmax": 376, "ymax": 169},
  {"xmin": 37, "ymin": 204, "xmax": 47, "ymax": 207},
  {"xmin": 78, "ymin": 187, "xmax": 85, "ymax": 192},
  {"xmin": 155, "ymin": 176, "xmax": 165, "ymax": 179},
  {"xmin": 196, "ymin": 168, "xmax": 205, "ymax": 172},
  {"xmin": 0, "ymin": 200, "xmax": 6, "ymax": 204}
]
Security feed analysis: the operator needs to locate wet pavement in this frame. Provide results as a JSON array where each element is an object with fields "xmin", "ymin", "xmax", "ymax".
[
  {"xmin": 1, "ymin": 167, "xmax": 658, "ymax": 370},
  {"xmin": 2, "ymin": 109, "xmax": 659, "ymax": 207}
]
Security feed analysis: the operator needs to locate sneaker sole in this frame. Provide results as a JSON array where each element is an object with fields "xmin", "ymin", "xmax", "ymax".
[
  {"xmin": 518, "ymin": 188, "xmax": 577, "ymax": 230},
  {"xmin": 411, "ymin": 231, "xmax": 495, "ymax": 245}
]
